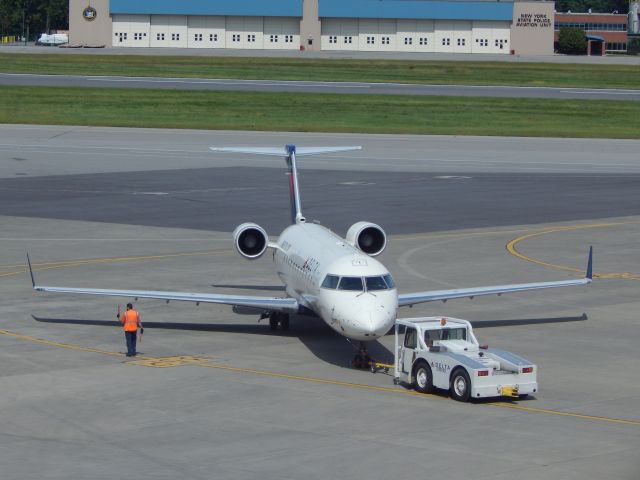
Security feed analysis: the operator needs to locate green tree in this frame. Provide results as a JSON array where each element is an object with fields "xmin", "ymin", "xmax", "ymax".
[
  {"xmin": 555, "ymin": 0, "xmax": 628, "ymax": 14},
  {"xmin": 0, "ymin": 0, "xmax": 67, "ymax": 39},
  {"xmin": 558, "ymin": 27, "xmax": 587, "ymax": 55}
]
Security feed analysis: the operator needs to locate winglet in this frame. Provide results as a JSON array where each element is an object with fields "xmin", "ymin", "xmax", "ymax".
[
  {"xmin": 586, "ymin": 246, "xmax": 593, "ymax": 281},
  {"xmin": 26, "ymin": 253, "xmax": 36, "ymax": 288}
]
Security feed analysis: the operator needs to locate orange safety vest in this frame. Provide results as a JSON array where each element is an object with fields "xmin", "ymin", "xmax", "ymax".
[{"xmin": 120, "ymin": 310, "xmax": 140, "ymax": 332}]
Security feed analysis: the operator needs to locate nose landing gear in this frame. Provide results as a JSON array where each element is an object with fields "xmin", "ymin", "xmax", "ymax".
[{"xmin": 350, "ymin": 341, "xmax": 372, "ymax": 369}]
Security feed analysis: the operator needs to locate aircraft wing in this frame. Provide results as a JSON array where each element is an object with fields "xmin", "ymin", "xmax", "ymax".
[
  {"xmin": 398, "ymin": 247, "xmax": 593, "ymax": 307},
  {"xmin": 27, "ymin": 256, "xmax": 299, "ymax": 313}
]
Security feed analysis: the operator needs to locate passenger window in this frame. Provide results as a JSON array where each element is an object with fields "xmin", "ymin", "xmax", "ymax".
[
  {"xmin": 338, "ymin": 276, "xmax": 363, "ymax": 291},
  {"xmin": 383, "ymin": 274, "xmax": 396, "ymax": 289},
  {"xmin": 404, "ymin": 328, "xmax": 417, "ymax": 349},
  {"xmin": 321, "ymin": 274, "xmax": 339, "ymax": 289},
  {"xmin": 365, "ymin": 276, "xmax": 387, "ymax": 291}
]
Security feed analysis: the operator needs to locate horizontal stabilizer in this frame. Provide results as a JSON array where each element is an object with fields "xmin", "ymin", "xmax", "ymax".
[{"xmin": 209, "ymin": 146, "xmax": 361, "ymax": 156}]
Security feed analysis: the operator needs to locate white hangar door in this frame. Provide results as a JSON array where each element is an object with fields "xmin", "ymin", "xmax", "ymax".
[
  {"xmin": 453, "ymin": 21, "xmax": 472, "ymax": 53},
  {"xmin": 396, "ymin": 20, "xmax": 434, "ymax": 52},
  {"xmin": 188, "ymin": 16, "xmax": 225, "ymax": 48},
  {"xmin": 112, "ymin": 15, "xmax": 150, "ymax": 47},
  {"xmin": 358, "ymin": 19, "xmax": 395, "ymax": 51},
  {"xmin": 396, "ymin": 20, "xmax": 417, "ymax": 52},
  {"xmin": 321, "ymin": 19, "xmax": 358, "ymax": 51},
  {"xmin": 415, "ymin": 20, "xmax": 435, "ymax": 52},
  {"xmin": 166, "ymin": 15, "xmax": 188, "ymax": 48},
  {"xmin": 264, "ymin": 17, "xmax": 299, "ymax": 50},
  {"xmin": 434, "ymin": 20, "xmax": 455, "ymax": 52},
  {"xmin": 150, "ymin": 15, "xmax": 169, "ymax": 47},
  {"xmin": 112, "ymin": 15, "xmax": 127, "ymax": 47},
  {"xmin": 226, "ymin": 17, "xmax": 264, "ymax": 49},
  {"xmin": 491, "ymin": 23, "xmax": 511, "ymax": 53},
  {"xmin": 150, "ymin": 15, "xmax": 187, "ymax": 48},
  {"xmin": 472, "ymin": 21, "xmax": 493, "ymax": 53}
]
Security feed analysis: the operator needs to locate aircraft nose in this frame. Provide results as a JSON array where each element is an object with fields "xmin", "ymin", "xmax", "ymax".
[
  {"xmin": 364, "ymin": 303, "xmax": 396, "ymax": 337},
  {"xmin": 322, "ymin": 290, "xmax": 397, "ymax": 340}
]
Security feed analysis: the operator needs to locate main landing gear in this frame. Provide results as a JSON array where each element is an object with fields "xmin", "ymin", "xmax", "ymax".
[{"xmin": 261, "ymin": 312, "xmax": 290, "ymax": 331}]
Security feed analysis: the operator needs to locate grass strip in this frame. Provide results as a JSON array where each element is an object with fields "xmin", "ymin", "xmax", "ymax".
[
  {"xmin": 1, "ymin": 86, "xmax": 639, "ymax": 138},
  {"xmin": 1, "ymin": 53, "xmax": 639, "ymax": 89}
]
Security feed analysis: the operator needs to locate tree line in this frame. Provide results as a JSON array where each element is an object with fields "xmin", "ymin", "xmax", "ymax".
[
  {"xmin": 553, "ymin": 0, "xmax": 628, "ymax": 14},
  {"xmin": 0, "ymin": 0, "xmax": 68, "ymax": 38}
]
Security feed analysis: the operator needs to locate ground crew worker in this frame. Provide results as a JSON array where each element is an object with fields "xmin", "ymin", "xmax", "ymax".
[{"xmin": 118, "ymin": 303, "xmax": 142, "ymax": 357}]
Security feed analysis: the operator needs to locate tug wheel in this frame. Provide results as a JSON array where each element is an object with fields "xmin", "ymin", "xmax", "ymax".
[
  {"xmin": 413, "ymin": 361, "xmax": 433, "ymax": 394},
  {"xmin": 450, "ymin": 369, "xmax": 471, "ymax": 402}
]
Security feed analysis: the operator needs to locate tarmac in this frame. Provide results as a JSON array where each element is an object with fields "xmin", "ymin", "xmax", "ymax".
[{"xmin": 1, "ymin": 125, "xmax": 639, "ymax": 479}]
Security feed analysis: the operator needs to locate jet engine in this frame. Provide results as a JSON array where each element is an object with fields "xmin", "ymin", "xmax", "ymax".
[
  {"xmin": 233, "ymin": 222, "xmax": 268, "ymax": 259},
  {"xmin": 345, "ymin": 221, "xmax": 387, "ymax": 257}
]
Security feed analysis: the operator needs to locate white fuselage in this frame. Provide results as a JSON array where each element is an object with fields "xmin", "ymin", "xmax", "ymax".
[{"xmin": 273, "ymin": 223, "xmax": 398, "ymax": 341}]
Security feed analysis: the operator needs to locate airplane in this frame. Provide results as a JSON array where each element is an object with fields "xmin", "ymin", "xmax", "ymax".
[
  {"xmin": 36, "ymin": 33, "xmax": 69, "ymax": 46},
  {"xmin": 28, "ymin": 144, "xmax": 593, "ymax": 366}
]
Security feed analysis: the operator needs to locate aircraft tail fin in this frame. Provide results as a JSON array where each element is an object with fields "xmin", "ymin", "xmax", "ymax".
[
  {"xmin": 210, "ymin": 145, "xmax": 361, "ymax": 224},
  {"xmin": 26, "ymin": 253, "xmax": 36, "ymax": 288}
]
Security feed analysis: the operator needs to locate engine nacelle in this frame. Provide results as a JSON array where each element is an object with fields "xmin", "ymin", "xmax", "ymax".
[
  {"xmin": 345, "ymin": 221, "xmax": 387, "ymax": 257},
  {"xmin": 233, "ymin": 222, "xmax": 269, "ymax": 259}
]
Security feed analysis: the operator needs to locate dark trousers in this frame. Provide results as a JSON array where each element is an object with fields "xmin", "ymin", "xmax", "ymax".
[{"xmin": 125, "ymin": 331, "xmax": 137, "ymax": 356}]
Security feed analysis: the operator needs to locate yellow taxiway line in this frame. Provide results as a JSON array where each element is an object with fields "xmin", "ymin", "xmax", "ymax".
[
  {"xmin": 506, "ymin": 221, "xmax": 640, "ymax": 281},
  {"xmin": 1, "ymin": 327, "xmax": 639, "ymax": 428},
  {"xmin": 0, "ymin": 249, "xmax": 231, "ymax": 279}
]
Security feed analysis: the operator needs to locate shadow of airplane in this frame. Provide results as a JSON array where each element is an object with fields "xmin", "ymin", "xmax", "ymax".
[
  {"xmin": 31, "ymin": 313, "xmax": 584, "ymax": 367},
  {"xmin": 31, "ymin": 314, "xmax": 393, "ymax": 368},
  {"xmin": 469, "ymin": 314, "xmax": 587, "ymax": 329}
]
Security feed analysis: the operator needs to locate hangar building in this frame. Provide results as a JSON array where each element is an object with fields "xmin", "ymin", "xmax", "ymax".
[{"xmin": 69, "ymin": 0, "xmax": 554, "ymax": 55}]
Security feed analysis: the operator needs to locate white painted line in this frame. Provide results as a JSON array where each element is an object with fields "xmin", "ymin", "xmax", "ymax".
[
  {"xmin": 85, "ymin": 77, "xmax": 371, "ymax": 89},
  {"xmin": 560, "ymin": 89, "xmax": 640, "ymax": 96},
  {"xmin": 434, "ymin": 175, "xmax": 472, "ymax": 179}
]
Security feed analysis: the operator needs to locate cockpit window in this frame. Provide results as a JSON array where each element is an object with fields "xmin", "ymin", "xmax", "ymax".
[
  {"xmin": 383, "ymin": 274, "xmax": 396, "ymax": 289},
  {"xmin": 365, "ymin": 276, "xmax": 388, "ymax": 291},
  {"xmin": 338, "ymin": 276, "xmax": 364, "ymax": 291},
  {"xmin": 321, "ymin": 274, "xmax": 340, "ymax": 289}
]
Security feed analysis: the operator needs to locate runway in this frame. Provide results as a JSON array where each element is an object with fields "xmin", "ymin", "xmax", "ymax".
[
  {"xmin": 1, "ymin": 125, "xmax": 639, "ymax": 479},
  {"xmin": 2, "ymin": 72, "xmax": 640, "ymax": 100}
]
